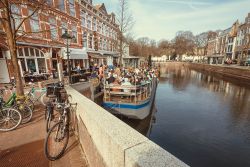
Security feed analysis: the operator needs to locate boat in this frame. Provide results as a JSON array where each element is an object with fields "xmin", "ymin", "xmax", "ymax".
[{"xmin": 103, "ymin": 77, "xmax": 158, "ymax": 120}]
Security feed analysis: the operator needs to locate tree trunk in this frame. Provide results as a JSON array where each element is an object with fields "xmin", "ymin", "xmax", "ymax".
[{"xmin": 3, "ymin": 1, "xmax": 24, "ymax": 95}]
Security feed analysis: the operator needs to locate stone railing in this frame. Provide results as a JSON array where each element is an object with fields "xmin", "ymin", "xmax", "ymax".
[{"xmin": 66, "ymin": 86, "xmax": 188, "ymax": 167}]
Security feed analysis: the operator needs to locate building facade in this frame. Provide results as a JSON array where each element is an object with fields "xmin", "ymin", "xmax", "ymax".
[
  {"xmin": 235, "ymin": 13, "xmax": 250, "ymax": 63},
  {"xmin": 206, "ymin": 21, "xmax": 240, "ymax": 64},
  {"xmin": 0, "ymin": 0, "xmax": 119, "ymax": 83}
]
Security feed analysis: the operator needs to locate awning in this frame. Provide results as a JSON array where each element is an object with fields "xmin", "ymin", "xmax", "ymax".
[
  {"xmin": 88, "ymin": 52, "xmax": 105, "ymax": 59},
  {"xmin": 103, "ymin": 53, "xmax": 119, "ymax": 57},
  {"xmin": 62, "ymin": 48, "xmax": 88, "ymax": 59}
]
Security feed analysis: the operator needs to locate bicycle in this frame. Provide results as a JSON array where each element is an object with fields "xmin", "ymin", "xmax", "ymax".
[
  {"xmin": 0, "ymin": 89, "xmax": 22, "ymax": 131},
  {"xmin": 2, "ymin": 87, "xmax": 33, "ymax": 124},
  {"xmin": 44, "ymin": 102, "xmax": 77, "ymax": 160},
  {"xmin": 4, "ymin": 86, "xmax": 34, "ymax": 112},
  {"xmin": 25, "ymin": 86, "xmax": 48, "ymax": 106},
  {"xmin": 44, "ymin": 82, "xmax": 71, "ymax": 132}
]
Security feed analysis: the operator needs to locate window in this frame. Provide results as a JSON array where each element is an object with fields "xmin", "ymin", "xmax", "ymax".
[
  {"xmin": 71, "ymin": 25, "xmax": 77, "ymax": 43},
  {"xmin": 29, "ymin": 9, "xmax": 40, "ymax": 32},
  {"xmin": 47, "ymin": 0, "xmax": 53, "ymax": 6},
  {"xmin": 80, "ymin": 10, "xmax": 86, "ymax": 27},
  {"xmin": 24, "ymin": 48, "xmax": 29, "ymax": 56},
  {"xmin": 11, "ymin": 4, "xmax": 23, "ymax": 31},
  {"xmin": 0, "ymin": 50, "xmax": 3, "ymax": 59},
  {"xmin": 69, "ymin": 0, "xmax": 75, "ymax": 16},
  {"xmin": 102, "ymin": 24, "xmax": 104, "ymax": 34},
  {"xmin": 88, "ymin": 35, "xmax": 93, "ymax": 49},
  {"xmin": 103, "ymin": 39, "xmax": 106, "ymax": 50},
  {"xmin": 58, "ymin": 0, "xmax": 65, "ymax": 12},
  {"xmin": 82, "ymin": 32, "xmax": 87, "ymax": 47},
  {"xmin": 98, "ymin": 21, "xmax": 102, "ymax": 33},
  {"xmin": 99, "ymin": 38, "xmax": 102, "ymax": 50},
  {"xmin": 18, "ymin": 48, "xmax": 24, "ymax": 57},
  {"xmin": 93, "ymin": 18, "xmax": 97, "ymax": 31},
  {"xmin": 49, "ymin": 17, "xmax": 57, "ymax": 40},
  {"xmin": 87, "ymin": 15, "xmax": 92, "ymax": 29},
  {"xmin": 61, "ymin": 21, "xmax": 67, "ymax": 35}
]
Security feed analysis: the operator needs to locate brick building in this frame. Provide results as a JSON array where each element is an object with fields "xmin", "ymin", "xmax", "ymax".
[
  {"xmin": 206, "ymin": 21, "xmax": 239, "ymax": 64},
  {"xmin": 0, "ymin": 0, "xmax": 119, "ymax": 83},
  {"xmin": 235, "ymin": 13, "xmax": 250, "ymax": 62}
]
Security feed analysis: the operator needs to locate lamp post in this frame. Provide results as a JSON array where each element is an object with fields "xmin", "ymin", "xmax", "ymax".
[{"xmin": 61, "ymin": 30, "xmax": 74, "ymax": 84}]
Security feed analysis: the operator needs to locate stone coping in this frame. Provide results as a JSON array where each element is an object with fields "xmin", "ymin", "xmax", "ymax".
[{"xmin": 66, "ymin": 86, "xmax": 188, "ymax": 167}]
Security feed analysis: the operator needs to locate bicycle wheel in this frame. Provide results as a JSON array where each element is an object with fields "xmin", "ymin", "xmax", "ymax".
[
  {"xmin": 0, "ymin": 107, "xmax": 22, "ymax": 131},
  {"xmin": 45, "ymin": 121, "xmax": 69, "ymax": 161},
  {"xmin": 25, "ymin": 98, "xmax": 34, "ymax": 111},
  {"xmin": 41, "ymin": 93, "xmax": 49, "ymax": 106},
  {"xmin": 14, "ymin": 104, "xmax": 33, "ymax": 124},
  {"xmin": 46, "ymin": 103, "xmax": 54, "ymax": 132}
]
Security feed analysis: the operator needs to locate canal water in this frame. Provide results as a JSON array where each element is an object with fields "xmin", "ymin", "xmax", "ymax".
[{"xmin": 123, "ymin": 63, "xmax": 250, "ymax": 167}]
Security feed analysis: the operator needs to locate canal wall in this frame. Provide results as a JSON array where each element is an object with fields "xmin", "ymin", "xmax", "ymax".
[
  {"xmin": 160, "ymin": 62, "xmax": 250, "ymax": 83},
  {"xmin": 66, "ymin": 86, "xmax": 188, "ymax": 167}
]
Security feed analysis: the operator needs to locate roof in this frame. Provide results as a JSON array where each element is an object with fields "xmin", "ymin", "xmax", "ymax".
[{"xmin": 94, "ymin": 3, "xmax": 108, "ymax": 15}]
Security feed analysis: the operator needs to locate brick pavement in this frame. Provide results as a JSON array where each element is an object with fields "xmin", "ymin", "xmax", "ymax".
[{"xmin": 0, "ymin": 105, "xmax": 88, "ymax": 167}]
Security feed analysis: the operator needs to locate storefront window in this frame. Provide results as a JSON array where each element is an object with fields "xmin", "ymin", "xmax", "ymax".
[
  {"xmin": 27, "ymin": 59, "xmax": 37, "ymax": 73},
  {"xmin": 38, "ymin": 58, "xmax": 46, "ymax": 73},
  {"xmin": 19, "ymin": 58, "xmax": 26, "ymax": 72},
  {"xmin": 17, "ymin": 47, "xmax": 47, "ymax": 74},
  {"xmin": 24, "ymin": 48, "xmax": 29, "ymax": 56},
  {"xmin": 35, "ymin": 49, "xmax": 40, "ymax": 57},
  {"xmin": 30, "ymin": 48, "xmax": 35, "ymax": 57},
  {"xmin": 18, "ymin": 48, "xmax": 24, "ymax": 57}
]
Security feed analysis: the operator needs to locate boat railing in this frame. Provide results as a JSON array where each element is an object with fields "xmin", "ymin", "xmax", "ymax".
[{"xmin": 104, "ymin": 81, "xmax": 152, "ymax": 104}]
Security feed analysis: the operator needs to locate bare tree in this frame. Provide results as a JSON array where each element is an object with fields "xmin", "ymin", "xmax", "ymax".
[
  {"xmin": 116, "ymin": 0, "xmax": 134, "ymax": 65},
  {"xmin": 158, "ymin": 40, "xmax": 173, "ymax": 57},
  {"xmin": 173, "ymin": 33, "xmax": 195, "ymax": 60},
  {"xmin": 0, "ymin": 0, "xmax": 48, "ymax": 95}
]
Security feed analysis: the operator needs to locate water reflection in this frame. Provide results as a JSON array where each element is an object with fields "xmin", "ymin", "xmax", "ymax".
[
  {"xmin": 150, "ymin": 63, "xmax": 250, "ymax": 167},
  {"xmin": 119, "ymin": 104, "xmax": 157, "ymax": 137}
]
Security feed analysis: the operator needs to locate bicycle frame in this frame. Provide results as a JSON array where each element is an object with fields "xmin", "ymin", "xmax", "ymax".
[{"xmin": 4, "ymin": 93, "xmax": 16, "ymax": 107}]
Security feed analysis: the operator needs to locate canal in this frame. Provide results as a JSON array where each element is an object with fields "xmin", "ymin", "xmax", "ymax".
[{"xmin": 123, "ymin": 63, "xmax": 250, "ymax": 167}]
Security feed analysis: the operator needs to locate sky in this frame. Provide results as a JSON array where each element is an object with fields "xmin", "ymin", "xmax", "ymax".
[{"xmin": 94, "ymin": 0, "xmax": 250, "ymax": 41}]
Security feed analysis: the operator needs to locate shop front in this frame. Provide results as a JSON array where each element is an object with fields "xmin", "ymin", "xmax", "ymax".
[
  {"xmin": 17, "ymin": 46, "xmax": 48, "ymax": 75},
  {"xmin": 61, "ymin": 48, "xmax": 88, "ymax": 71},
  {"xmin": 88, "ymin": 52, "xmax": 106, "ymax": 67}
]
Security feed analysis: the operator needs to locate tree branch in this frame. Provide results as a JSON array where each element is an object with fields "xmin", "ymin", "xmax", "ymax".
[
  {"xmin": 15, "ymin": 27, "xmax": 55, "ymax": 40},
  {"xmin": 15, "ymin": 6, "xmax": 40, "ymax": 34}
]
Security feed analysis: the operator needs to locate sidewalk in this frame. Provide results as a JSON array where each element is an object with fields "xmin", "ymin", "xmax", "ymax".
[{"xmin": 0, "ymin": 105, "xmax": 88, "ymax": 167}]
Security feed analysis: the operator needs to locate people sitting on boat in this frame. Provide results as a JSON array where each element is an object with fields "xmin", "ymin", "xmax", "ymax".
[
  {"xmin": 111, "ymin": 79, "xmax": 121, "ymax": 92},
  {"xmin": 122, "ymin": 78, "xmax": 132, "ymax": 93},
  {"xmin": 107, "ymin": 69, "xmax": 116, "ymax": 84}
]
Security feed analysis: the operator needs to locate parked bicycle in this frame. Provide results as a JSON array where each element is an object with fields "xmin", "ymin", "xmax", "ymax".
[
  {"xmin": 2, "ymin": 87, "xmax": 33, "ymax": 124},
  {"xmin": 44, "ymin": 82, "xmax": 72, "ymax": 132},
  {"xmin": 25, "ymin": 86, "xmax": 48, "ymax": 106},
  {"xmin": 44, "ymin": 102, "xmax": 77, "ymax": 160},
  {"xmin": 4, "ymin": 86, "xmax": 34, "ymax": 111},
  {"xmin": 0, "ymin": 89, "xmax": 22, "ymax": 131}
]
